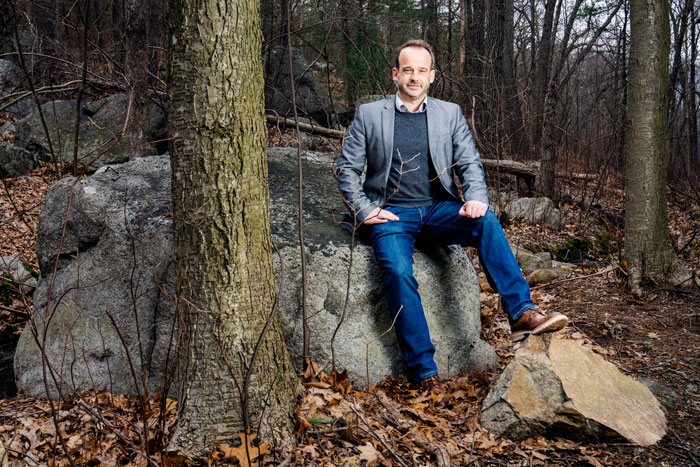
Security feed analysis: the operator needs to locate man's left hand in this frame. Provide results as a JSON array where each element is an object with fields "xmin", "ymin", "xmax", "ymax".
[{"xmin": 459, "ymin": 200, "xmax": 488, "ymax": 218}]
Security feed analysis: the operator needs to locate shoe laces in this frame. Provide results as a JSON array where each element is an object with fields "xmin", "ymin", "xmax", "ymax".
[{"xmin": 423, "ymin": 376, "xmax": 440, "ymax": 389}]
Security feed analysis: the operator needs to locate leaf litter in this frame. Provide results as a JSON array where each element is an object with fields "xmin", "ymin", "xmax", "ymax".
[{"xmin": 0, "ymin": 156, "xmax": 699, "ymax": 465}]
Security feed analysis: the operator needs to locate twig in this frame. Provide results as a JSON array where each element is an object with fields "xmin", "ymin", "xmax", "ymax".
[
  {"xmin": 0, "ymin": 304, "xmax": 30, "ymax": 319},
  {"xmin": 365, "ymin": 306, "xmax": 402, "ymax": 388},
  {"xmin": 465, "ymin": 407, "xmax": 481, "ymax": 465},
  {"xmin": 531, "ymin": 265, "xmax": 620, "ymax": 290},
  {"xmin": 285, "ymin": 0, "xmax": 310, "ymax": 368},
  {"xmin": 350, "ymin": 405, "xmax": 410, "ymax": 467}
]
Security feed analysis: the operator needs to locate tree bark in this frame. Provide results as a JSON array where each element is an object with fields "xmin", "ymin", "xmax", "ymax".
[
  {"xmin": 624, "ymin": 0, "xmax": 691, "ymax": 293},
  {"xmin": 168, "ymin": 0, "xmax": 301, "ymax": 457}
]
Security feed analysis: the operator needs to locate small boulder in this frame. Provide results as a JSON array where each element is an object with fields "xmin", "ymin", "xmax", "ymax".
[
  {"xmin": 0, "ymin": 122, "xmax": 15, "ymax": 134},
  {"xmin": 0, "ymin": 256, "xmax": 37, "ymax": 294},
  {"xmin": 526, "ymin": 267, "xmax": 569, "ymax": 285},
  {"xmin": 0, "ymin": 142, "xmax": 36, "ymax": 178},
  {"xmin": 506, "ymin": 197, "xmax": 564, "ymax": 230},
  {"xmin": 510, "ymin": 245, "xmax": 551, "ymax": 275},
  {"xmin": 481, "ymin": 335, "xmax": 666, "ymax": 446},
  {"xmin": 355, "ymin": 95, "xmax": 389, "ymax": 106},
  {"xmin": 0, "ymin": 59, "xmax": 24, "ymax": 90}
]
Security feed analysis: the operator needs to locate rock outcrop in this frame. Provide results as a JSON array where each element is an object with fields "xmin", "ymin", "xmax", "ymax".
[
  {"xmin": 264, "ymin": 46, "xmax": 351, "ymax": 127},
  {"xmin": 480, "ymin": 335, "xmax": 666, "ymax": 446},
  {"xmin": 14, "ymin": 94, "xmax": 165, "ymax": 171},
  {"xmin": 15, "ymin": 149, "xmax": 496, "ymax": 397}
]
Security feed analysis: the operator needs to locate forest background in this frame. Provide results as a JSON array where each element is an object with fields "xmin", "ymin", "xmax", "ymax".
[{"xmin": 0, "ymin": 0, "xmax": 699, "ymax": 465}]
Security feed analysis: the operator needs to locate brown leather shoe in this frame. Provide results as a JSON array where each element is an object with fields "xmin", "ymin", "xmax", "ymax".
[
  {"xmin": 421, "ymin": 375, "xmax": 451, "ymax": 408},
  {"xmin": 511, "ymin": 308, "xmax": 568, "ymax": 342}
]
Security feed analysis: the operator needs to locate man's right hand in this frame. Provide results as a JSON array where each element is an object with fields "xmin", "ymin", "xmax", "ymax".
[{"xmin": 363, "ymin": 207, "xmax": 400, "ymax": 225}]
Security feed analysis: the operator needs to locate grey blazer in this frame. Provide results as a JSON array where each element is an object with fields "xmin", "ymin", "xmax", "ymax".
[{"xmin": 335, "ymin": 95, "xmax": 488, "ymax": 224}]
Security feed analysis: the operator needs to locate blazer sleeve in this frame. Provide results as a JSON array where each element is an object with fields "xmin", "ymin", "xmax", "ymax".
[
  {"xmin": 335, "ymin": 105, "xmax": 379, "ymax": 224},
  {"xmin": 451, "ymin": 106, "xmax": 489, "ymax": 206}
]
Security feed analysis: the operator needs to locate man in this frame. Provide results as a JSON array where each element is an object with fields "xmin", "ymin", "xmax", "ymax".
[{"xmin": 335, "ymin": 40, "xmax": 568, "ymax": 406}]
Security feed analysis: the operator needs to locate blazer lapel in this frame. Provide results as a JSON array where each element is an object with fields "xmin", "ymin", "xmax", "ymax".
[
  {"xmin": 426, "ymin": 97, "xmax": 440, "ymax": 164},
  {"xmin": 381, "ymin": 97, "xmax": 395, "ymax": 168}
]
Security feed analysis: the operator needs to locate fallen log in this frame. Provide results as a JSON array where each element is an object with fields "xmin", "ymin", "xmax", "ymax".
[{"xmin": 266, "ymin": 114, "xmax": 346, "ymax": 139}]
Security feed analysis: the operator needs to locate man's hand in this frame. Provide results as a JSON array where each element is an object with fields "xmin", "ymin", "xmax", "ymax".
[
  {"xmin": 363, "ymin": 207, "xmax": 400, "ymax": 225},
  {"xmin": 459, "ymin": 200, "xmax": 488, "ymax": 218}
]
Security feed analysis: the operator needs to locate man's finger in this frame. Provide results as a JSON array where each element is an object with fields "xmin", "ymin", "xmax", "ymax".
[{"xmin": 380, "ymin": 210, "xmax": 400, "ymax": 221}]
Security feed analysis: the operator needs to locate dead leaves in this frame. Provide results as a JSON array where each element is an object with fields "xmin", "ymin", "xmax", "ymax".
[
  {"xmin": 210, "ymin": 431, "xmax": 270, "ymax": 466},
  {"xmin": 0, "ymin": 390, "xmax": 178, "ymax": 465}
]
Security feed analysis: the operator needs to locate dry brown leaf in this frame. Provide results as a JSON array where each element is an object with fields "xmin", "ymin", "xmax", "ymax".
[
  {"xmin": 357, "ymin": 441, "xmax": 382, "ymax": 464},
  {"xmin": 213, "ymin": 432, "xmax": 270, "ymax": 467}
]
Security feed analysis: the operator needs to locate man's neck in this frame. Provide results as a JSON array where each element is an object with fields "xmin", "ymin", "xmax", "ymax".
[{"xmin": 397, "ymin": 92, "xmax": 426, "ymax": 112}]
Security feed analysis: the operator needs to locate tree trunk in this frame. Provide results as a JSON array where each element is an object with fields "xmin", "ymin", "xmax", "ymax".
[
  {"xmin": 124, "ymin": 0, "xmax": 152, "ymax": 158},
  {"xmin": 531, "ymin": 0, "xmax": 556, "ymax": 152},
  {"xmin": 624, "ymin": 0, "xmax": 691, "ymax": 293},
  {"xmin": 168, "ymin": 0, "xmax": 301, "ymax": 457}
]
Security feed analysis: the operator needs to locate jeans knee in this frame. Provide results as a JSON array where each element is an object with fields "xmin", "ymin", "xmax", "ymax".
[{"xmin": 383, "ymin": 260, "xmax": 415, "ymax": 286}]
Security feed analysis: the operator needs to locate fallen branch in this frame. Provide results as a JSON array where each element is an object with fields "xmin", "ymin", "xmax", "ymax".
[
  {"xmin": 531, "ymin": 265, "xmax": 620, "ymax": 290},
  {"xmin": 266, "ymin": 114, "xmax": 346, "ymax": 139},
  {"xmin": 0, "ymin": 304, "xmax": 31, "ymax": 319}
]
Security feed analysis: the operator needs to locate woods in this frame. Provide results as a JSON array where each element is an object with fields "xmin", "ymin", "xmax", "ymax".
[{"xmin": 0, "ymin": 0, "xmax": 699, "ymax": 465}]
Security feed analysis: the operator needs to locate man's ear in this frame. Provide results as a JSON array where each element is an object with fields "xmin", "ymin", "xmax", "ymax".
[
  {"xmin": 392, "ymin": 67, "xmax": 399, "ymax": 82},
  {"xmin": 429, "ymin": 69, "xmax": 436, "ymax": 83}
]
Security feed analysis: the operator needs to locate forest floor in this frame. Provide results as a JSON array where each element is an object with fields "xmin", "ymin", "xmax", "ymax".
[{"xmin": 0, "ymin": 143, "xmax": 699, "ymax": 465}]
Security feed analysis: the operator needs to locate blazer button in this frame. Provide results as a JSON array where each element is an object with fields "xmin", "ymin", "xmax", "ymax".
[{"xmin": 381, "ymin": 186, "xmax": 386, "ymax": 191}]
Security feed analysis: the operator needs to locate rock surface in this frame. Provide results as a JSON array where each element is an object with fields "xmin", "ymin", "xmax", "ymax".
[
  {"xmin": 506, "ymin": 197, "xmax": 564, "ymax": 230},
  {"xmin": 264, "ymin": 46, "xmax": 351, "ymax": 127},
  {"xmin": 267, "ymin": 147, "xmax": 496, "ymax": 385},
  {"xmin": 481, "ymin": 335, "xmax": 666, "ymax": 446},
  {"xmin": 15, "ymin": 149, "xmax": 496, "ymax": 397},
  {"xmin": 14, "ymin": 156, "xmax": 177, "ymax": 398},
  {"xmin": 510, "ymin": 245, "xmax": 551, "ymax": 275},
  {"xmin": 525, "ymin": 267, "xmax": 569, "ymax": 285},
  {"xmin": 14, "ymin": 94, "xmax": 165, "ymax": 171},
  {"xmin": 0, "ymin": 59, "xmax": 38, "ymax": 119},
  {"xmin": 0, "ymin": 142, "xmax": 36, "ymax": 178}
]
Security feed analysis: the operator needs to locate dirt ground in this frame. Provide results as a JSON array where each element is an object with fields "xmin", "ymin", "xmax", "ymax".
[{"xmin": 0, "ymin": 151, "xmax": 698, "ymax": 465}]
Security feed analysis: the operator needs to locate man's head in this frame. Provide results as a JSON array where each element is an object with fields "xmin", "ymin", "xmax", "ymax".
[{"xmin": 392, "ymin": 40, "xmax": 436, "ymax": 105}]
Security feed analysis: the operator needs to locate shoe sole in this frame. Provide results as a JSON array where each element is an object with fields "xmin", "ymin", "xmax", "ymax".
[{"xmin": 511, "ymin": 314, "xmax": 569, "ymax": 342}]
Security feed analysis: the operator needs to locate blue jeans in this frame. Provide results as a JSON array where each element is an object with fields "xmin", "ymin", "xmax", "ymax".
[{"xmin": 369, "ymin": 201, "xmax": 535, "ymax": 380}]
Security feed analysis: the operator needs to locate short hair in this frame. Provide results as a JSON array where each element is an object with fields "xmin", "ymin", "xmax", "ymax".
[{"xmin": 394, "ymin": 40, "xmax": 436, "ymax": 70}]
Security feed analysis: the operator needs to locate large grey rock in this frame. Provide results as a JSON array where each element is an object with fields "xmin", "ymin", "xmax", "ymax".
[
  {"xmin": 268, "ymin": 148, "xmax": 496, "ymax": 385},
  {"xmin": 481, "ymin": 335, "xmax": 666, "ymax": 446},
  {"xmin": 506, "ymin": 197, "xmax": 564, "ymax": 230},
  {"xmin": 0, "ymin": 256, "xmax": 37, "ymax": 294},
  {"xmin": 14, "ymin": 94, "xmax": 165, "ymax": 171},
  {"xmin": 15, "ymin": 149, "xmax": 496, "ymax": 397},
  {"xmin": 0, "ymin": 142, "xmax": 36, "ymax": 178},
  {"xmin": 14, "ymin": 156, "xmax": 177, "ymax": 398},
  {"xmin": 264, "ymin": 46, "xmax": 351, "ymax": 127}
]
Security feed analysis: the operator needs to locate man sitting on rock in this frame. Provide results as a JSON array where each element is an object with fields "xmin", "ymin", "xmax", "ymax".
[{"xmin": 335, "ymin": 39, "xmax": 568, "ymax": 406}]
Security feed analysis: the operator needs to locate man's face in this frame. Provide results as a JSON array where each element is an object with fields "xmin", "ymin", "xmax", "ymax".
[{"xmin": 392, "ymin": 46, "xmax": 436, "ymax": 103}]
